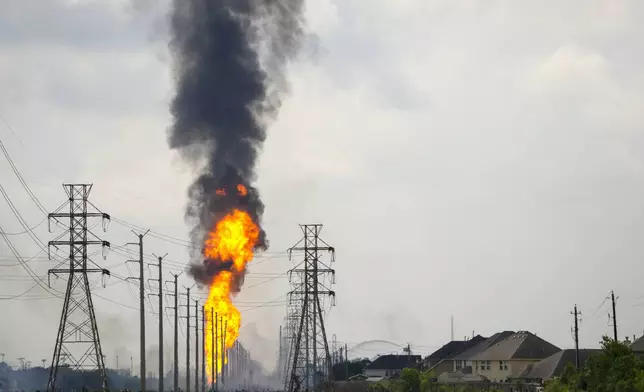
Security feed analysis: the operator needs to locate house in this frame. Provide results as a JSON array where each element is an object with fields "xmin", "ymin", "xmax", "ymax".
[
  {"xmin": 422, "ymin": 335, "xmax": 486, "ymax": 376},
  {"xmin": 630, "ymin": 334, "xmax": 644, "ymax": 358},
  {"xmin": 468, "ymin": 331, "xmax": 561, "ymax": 382},
  {"xmin": 512, "ymin": 349, "xmax": 600, "ymax": 384},
  {"xmin": 363, "ymin": 354, "xmax": 421, "ymax": 378},
  {"xmin": 450, "ymin": 331, "xmax": 515, "ymax": 373}
]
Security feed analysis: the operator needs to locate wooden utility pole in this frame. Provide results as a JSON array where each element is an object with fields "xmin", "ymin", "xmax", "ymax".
[
  {"xmin": 185, "ymin": 287, "xmax": 192, "ymax": 392},
  {"xmin": 166, "ymin": 273, "xmax": 181, "ymax": 392},
  {"xmin": 138, "ymin": 233, "xmax": 147, "ymax": 389},
  {"xmin": 127, "ymin": 230, "xmax": 149, "ymax": 392},
  {"xmin": 210, "ymin": 309, "xmax": 215, "ymax": 392},
  {"xmin": 612, "ymin": 291, "xmax": 618, "ymax": 341},
  {"xmin": 572, "ymin": 305, "xmax": 581, "ymax": 368},
  {"xmin": 152, "ymin": 253, "xmax": 168, "ymax": 392},
  {"xmin": 201, "ymin": 305, "xmax": 206, "ymax": 392},
  {"xmin": 222, "ymin": 319, "xmax": 227, "ymax": 386},
  {"xmin": 194, "ymin": 300, "xmax": 199, "ymax": 392},
  {"xmin": 215, "ymin": 312, "xmax": 219, "ymax": 392}
]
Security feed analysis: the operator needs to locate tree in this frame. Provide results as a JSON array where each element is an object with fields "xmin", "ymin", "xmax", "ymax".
[
  {"xmin": 544, "ymin": 336, "xmax": 644, "ymax": 392},
  {"xmin": 419, "ymin": 369, "xmax": 437, "ymax": 392},
  {"xmin": 398, "ymin": 368, "xmax": 421, "ymax": 392},
  {"xmin": 332, "ymin": 358, "xmax": 371, "ymax": 381},
  {"xmin": 583, "ymin": 336, "xmax": 644, "ymax": 391},
  {"xmin": 368, "ymin": 382, "xmax": 393, "ymax": 392}
]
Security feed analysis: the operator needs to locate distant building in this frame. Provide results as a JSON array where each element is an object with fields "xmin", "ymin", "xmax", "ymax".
[
  {"xmin": 422, "ymin": 335, "xmax": 486, "ymax": 376},
  {"xmin": 468, "ymin": 331, "xmax": 560, "ymax": 382},
  {"xmin": 630, "ymin": 334, "xmax": 644, "ymax": 358},
  {"xmin": 363, "ymin": 354, "xmax": 421, "ymax": 379},
  {"xmin": 449, "ymin": 331, "xmax": 515, "ymax": 373}
]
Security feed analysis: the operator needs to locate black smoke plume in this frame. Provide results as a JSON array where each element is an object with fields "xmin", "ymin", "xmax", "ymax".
[{"xmin": 168, "ymin": 0, "xmax": 305, "ymax": 283}]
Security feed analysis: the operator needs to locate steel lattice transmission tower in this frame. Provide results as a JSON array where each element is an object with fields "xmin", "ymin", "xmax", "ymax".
[
  {"xmin": 280, "ymin": 291, "xmax": 301, "ymax": 386},
  {"xmin": 46, "ymin": 184, "xmax": 111, "ymax": 391},
  {"xmin": 285, "ymin": 224, "xmax": 336, "ymax": 392}
]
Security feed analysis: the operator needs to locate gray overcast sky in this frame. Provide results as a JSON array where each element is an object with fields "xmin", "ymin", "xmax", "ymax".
[{"xmin": 1, "ymin": 0, "xmax": 644, "ymax": 374}]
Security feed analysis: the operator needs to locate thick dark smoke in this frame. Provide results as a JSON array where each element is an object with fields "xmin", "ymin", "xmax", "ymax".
[{"xmin": 168, "ymin": 0, "xmax": 305, "ymax": 282}]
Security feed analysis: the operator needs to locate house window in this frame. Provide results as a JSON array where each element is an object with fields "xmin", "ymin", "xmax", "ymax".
[
  {"xmin": 486, "ymin": 361, "xmax": 491, "ymax": 370},
  {"xmin": 499, "ymin": 360, "xmax": 508, "ymax": 371}
]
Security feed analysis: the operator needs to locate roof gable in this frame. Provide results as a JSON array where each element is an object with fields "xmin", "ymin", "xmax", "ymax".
[
  {"xmin": 517, "ymin": 349, "xmax": 601, "ymax": 380},
  {"xmin": 426, "ymin": 335, "xmax": 486, "ymax": 361},
  {"xmin": 452, "ymin": 331, "xmax": 515, "ymax": 360},
  {"xmin": 470, "ymin": 331, "xmax": 560, "ymax": 361}
]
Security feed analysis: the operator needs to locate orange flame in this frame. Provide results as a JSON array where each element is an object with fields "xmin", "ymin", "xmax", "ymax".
[
  {"xmin": 237, "ymin": 184, "xmax": 248, "ymax": 196},
  {"xmin": 203, "ymin": 208, "xmax": 259, "ymax": 382}
]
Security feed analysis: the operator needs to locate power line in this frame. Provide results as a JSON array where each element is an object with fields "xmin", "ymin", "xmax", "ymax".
[
  {"xmin": 0, "ymin": 135, "xmax": 48, "ymax": 214},
  {"xmin": 0, "ymin": 216, "xmax": 47, "ymax": 236}
]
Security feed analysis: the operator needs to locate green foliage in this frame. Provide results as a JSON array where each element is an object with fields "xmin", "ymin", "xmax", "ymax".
[
  {"xmin": 583, "ymin": 336, "xmax": 644, "ymax": 391},
  {"xmin": 368, "ymin": 368, "xmax": 438, "ymax": 392},
  {"xmin": 332, "ymin": 359, "xmax": 371, "ymax": 381},
  {"xmin": 368, "ymin": 382, "xmax": 393, "ymax": 392},
  {"xmin": 398, "ymin": 368, "xmax": 421, "ymax": 392},
  {"xmin": 544, "ymin": 377, "xmax": 574, "ymax": 392},
  {"xmin": 419, "ymin": 369, "xmax": 437, "ymax": 392},
  {"xmin": 544, "ymin": 336, "xmax": 644, "ymax": 392}
]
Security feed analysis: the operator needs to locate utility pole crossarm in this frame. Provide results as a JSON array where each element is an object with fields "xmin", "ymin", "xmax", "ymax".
[
  {"xmin": 289, "ymin": 290, "xmax": 336, "ymax": 296},
  {"xmin": 49, "ymin": 240, "xmax": 109, "ymax": 246},
  {"xmin": 49, "ymin": 212, "xmax": 109, "ymax": 219},
  {"xmin": 289, "ymin": 246, "xmax": 334, "ymax": 252},
  {"xmin": 49, "ymin": 268, "xmax": 108, "ymax": 274},
  {"xmin": 290, "ymin": 268, "xmax": 335, "ymax": 274}
]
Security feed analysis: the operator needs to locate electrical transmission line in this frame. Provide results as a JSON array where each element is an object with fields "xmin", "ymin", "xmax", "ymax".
[
  {"xmin": 285, "ymin": 224, "xmax": 336, "ymax": 392},
  {"xmin": 46, "ymin": 184, "xmax": 111, "ymax": 391}
]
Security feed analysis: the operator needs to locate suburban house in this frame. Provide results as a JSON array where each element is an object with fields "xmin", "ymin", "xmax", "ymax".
[
  {"xmin": 449, "ymin": 331, "xmax": 515, "ymax": 373},
  {"xmin": 630, "ymin": 334, "xmax": 644, "ymax": 358},
  {"xmin": 363, "ymin": 354, "xmax": 421, "ymax": 380},
  {"xmin": 511, "ymin": 349, "xmax": 600, "ymax": 384},
  {"xmin": 468, "ymin": 331, "xmax": 561, "ymax": 382},
  {"xmin": 422, "ymin": 335, "xmax": 486, "ymax": 376}
]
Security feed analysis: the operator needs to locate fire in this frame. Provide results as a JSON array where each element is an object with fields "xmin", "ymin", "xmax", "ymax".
[
  {"xmin": 203, "ymin": 207, "xmax": 259, "ymax": 382},
  {"xmin": 237, "ymin": 184, "xmax": 248, "ymax": 196}
]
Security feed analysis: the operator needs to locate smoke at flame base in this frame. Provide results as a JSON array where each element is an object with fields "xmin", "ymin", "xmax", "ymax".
[{"xmin": 168, "ymin": 0, "xmax": 306, "ymax": 383}]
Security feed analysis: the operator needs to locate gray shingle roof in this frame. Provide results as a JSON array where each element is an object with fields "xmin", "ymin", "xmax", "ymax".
[
  {"xmin": 425, "ymin": 335, "xmax": 486, "ymax": 361},
  {"xmin": 469, "ymin": 331, "xmax": 560, "ymax": 361},
  {"xmin": 516, "ymin": 349, "xmax": 600, "ymax": 381},
  {"xmin": 365, "ymin": 354, "xmax": 422, "ymax": 370},
  {"xmin": 451, "ymin": 331, "xmax": 515, "ymax": 360}
]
